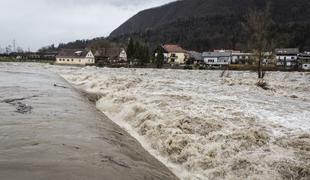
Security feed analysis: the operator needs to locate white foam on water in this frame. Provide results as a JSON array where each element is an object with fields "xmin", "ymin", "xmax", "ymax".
[{"xmin": 48, "ymin": 64, "xmax": 310, "ymax": 180}]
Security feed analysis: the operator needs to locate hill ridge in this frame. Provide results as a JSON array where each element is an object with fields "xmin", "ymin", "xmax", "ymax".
[{"xmin": 109, "ymin": 0, "xmax": 310, "ymax": 51}]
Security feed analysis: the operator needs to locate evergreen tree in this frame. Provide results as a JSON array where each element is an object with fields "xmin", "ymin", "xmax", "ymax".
[
  {"xmin": 127, "ymin": 38, "xmax": 135, "ymax": 60},
  {"xmin": 133, "ymin": 41, "xmax": 141, "ymax": 65},
  {"xmin": 155, "ymin": 47, "xmax": 164, "ymax": 68},
  {"xmin": 143, "ymin": 46, "xmax": 150, "ymax": 64},
  {"xmin": 126, "ymin": 38, "xmax": 150, "ymax": 66}
]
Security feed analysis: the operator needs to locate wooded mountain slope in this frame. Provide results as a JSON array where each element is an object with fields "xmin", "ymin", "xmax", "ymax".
[{"xmin": 109, "ymin": 0, "xmax": 310, "ymax": 51}]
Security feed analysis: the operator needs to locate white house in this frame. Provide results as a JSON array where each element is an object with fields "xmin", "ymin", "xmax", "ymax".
[
  {"xmin": 202, "ymin": 51, "xmax": 231, "ymax": 68},
  {"xmin": 56, "ymin": 49, "xmax": 95, "ymax": 65},
  {"xmin": 275, "ymin": 48, "xmax": 299, "ymax": 69},
  {"xmin": 231, "ymin": 52, "xmax": 254, "ymax": 64}
]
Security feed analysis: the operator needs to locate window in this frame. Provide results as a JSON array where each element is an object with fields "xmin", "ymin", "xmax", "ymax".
[{"xmin": 67, "ymin": 59, "xmax": 69, "ymax": 62}]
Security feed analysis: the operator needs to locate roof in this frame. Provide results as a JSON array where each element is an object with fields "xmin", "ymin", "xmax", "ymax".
[
  {"xmin": 299, "ymin": 52, "xmax": 310, "ymax": 59},
  {"xmin": 188, "ymin": 51, "xmax": 202, "ymax": 60},
  {"xmin": 232, "ymin": 52, "xmax": 254, "ymax": 56},
  {"xmin": 202, "ymin": 52, "xmax": 231, "ymax": 57},
  {"xmin": 95, "ymin": 48, "xmax": 124, "ymax": 58},
  {"xmin": 214, "ymin": 50, "xmax": 240, "ymax": 53},
  {"xmin": 162, "ymin": 44, "xmax": 187, "ymax": 53},
  {"xmin": 57, "ymin": 49, "xmax": 90, "ymax": 58},
  {"xmin": 275, "ymin": 48, "xmax": 299, "ymax": 55}
]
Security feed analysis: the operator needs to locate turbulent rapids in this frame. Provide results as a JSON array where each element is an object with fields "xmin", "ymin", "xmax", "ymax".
[{"xmin": 49, "ymin": 65, "xmax": 310, "ymax": 180}]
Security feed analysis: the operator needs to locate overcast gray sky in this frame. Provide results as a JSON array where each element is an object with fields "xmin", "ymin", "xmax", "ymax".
[{"xmin": 0, "ymin": 0, "xmax": 175, "ymax": 51}]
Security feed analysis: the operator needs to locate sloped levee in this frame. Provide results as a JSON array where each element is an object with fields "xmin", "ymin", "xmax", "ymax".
[{"xmin": 0, "ymin": 63, "xmax": 178, "ymax": 180}]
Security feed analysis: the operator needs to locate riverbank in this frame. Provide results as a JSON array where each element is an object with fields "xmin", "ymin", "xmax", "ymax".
[
  {"xmin": 0, "ymin": 63, "xmax": 178, "ymax": 180},
  {"xmin": 0, "ymin": 57, "xmax": 54, "ymax": 64}
]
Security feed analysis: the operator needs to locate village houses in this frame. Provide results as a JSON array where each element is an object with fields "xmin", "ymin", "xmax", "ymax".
[
  {"xmin": 51, "ymin": 45, "xmax": 310, "ymax": 71},
  {"xmin": 298, "ymin": 52, "xmax": 310, "ymax": 70},
  {"xmin": 94, "ymin": 48, "xmax": 127, "ymax": 66},
  {"xmin": 231, "ymin": 52, "xmax": 254, "ymax": 65},
  {"xmin": 56, "ymin": 49, "xmax": 95, "ymax": 65},
  {"xmin": 188, "ymin": 51, "xmax": 203, "ymax": 64},
  {"xmin": 162, "ymin": 44, "xmax": 188, "ymax": 64},
  {"xmin": 275, "ymin": 48, "xmax": 299, "ymax": 69},
  {"xmin": 202, "ymin": 50, "xmax": 232, "ymax": 68}
]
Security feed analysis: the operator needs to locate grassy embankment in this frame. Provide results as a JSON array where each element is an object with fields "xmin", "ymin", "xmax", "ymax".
[{"xmin": 0, "ymin": 57, "xmax": 54, "ymax": 64}]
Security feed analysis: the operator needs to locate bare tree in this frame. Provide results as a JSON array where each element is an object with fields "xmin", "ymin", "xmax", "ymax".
[{"xmin": 243, "ymin": 4, "xmax": 272, "ymax": 79}]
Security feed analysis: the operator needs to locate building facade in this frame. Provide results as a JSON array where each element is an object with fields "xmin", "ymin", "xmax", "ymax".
[
  {"xmin": 56, "ymin": 49, "xmax": 95, "ymax": 65},
  {"xmin": 275, "ymin": 48, "xmax": 299, "ymax": 69},
  {"xmin": 188, "ymin": 51, "xmax": 203, "ymax": 64},
  {"xmin": 298, "ymin": 52, "xmax": 310, "ymax": 70},
  {"xmin": 162, "ymin": 44, "xmax": 188, "ymax": 64},
  {"xmin": 202, "ymin": 51, "xmax": 231, "ymax": 68},
  {"xmin": 94, "ymin": 48, "xmax": 127, "ymax": 66},
  {"xmin": 231, "ymin": 52, "xmax": 254, "ymax": 65}
]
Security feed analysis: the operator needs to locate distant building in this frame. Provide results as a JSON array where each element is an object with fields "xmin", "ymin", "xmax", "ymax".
[
  {"xmin": 41, "ymin": 51, "xmax": 58, "ymax": 60},
  {"xmin": 188, "ymin": 51, "xmax": 203, "ymax": 64},
  {"xmin": 94, "ymin": 48, "xmax": 127, "ymax": 65},
  {"xmin": 202, "ymin": 51, "xmax": 231, "ymax": 68},
  {"xmin": 275, "ymin": 48, "xmax": 299, "ymax": 69},
  {"xmin": 162, "ymin": 44, "xmax": 188, "ymax": 64},
  {"xmin": 28, "ymin": 53, "xmax": 41, "ymax": 60},
  {"xmin": 231, "ymin": 52, "xmax": 254, "ymax": 65},
  {"xmin": 56, "ymin": 49, "xmax": 95, "ymax": 65},
  {"xmin": 298, "ymin": 52, "xmax": 310, "ymax": 70}
]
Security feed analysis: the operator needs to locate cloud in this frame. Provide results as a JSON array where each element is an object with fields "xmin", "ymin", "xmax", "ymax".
[{"xmin": 0, "ymin": 0, "xmax": 174, "ymax": 51}]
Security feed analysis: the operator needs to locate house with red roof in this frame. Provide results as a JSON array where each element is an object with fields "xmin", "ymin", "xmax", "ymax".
[{"xmin": 162, "ymin": 44, "xmax": 188, "ymax": 64}]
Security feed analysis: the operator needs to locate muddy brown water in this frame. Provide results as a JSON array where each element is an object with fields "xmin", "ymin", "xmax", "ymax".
[{"xmin": 0, "ymin": 63, "xmax": 178, "ymax": 180}]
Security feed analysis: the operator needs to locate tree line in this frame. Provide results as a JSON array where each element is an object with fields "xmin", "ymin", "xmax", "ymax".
[{"xmin": 126, "ymin": 38, "xmax": 150, "ymax": 66}]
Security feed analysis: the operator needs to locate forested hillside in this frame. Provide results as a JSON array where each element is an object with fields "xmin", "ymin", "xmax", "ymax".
[
  {"xmin": 38, "ymin": 37, "xmax": 123, "ymax": 52},
  {"xmin": 109, "ymin": 0, "xmax": 310, "ymax": 51}
]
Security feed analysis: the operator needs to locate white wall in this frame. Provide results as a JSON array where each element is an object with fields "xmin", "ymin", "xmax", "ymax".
[
  {"xmin": 204, "ymin": 57, "xmax": 230, "ymax": 65},
  {"xmin": 204, "ymin": 57, "xmax": 218, "ymax": 64},
  {"xmin": 302, "ymin": 64, "xmax": 310, "ymax": 70},
  {"xmin": 276, "ymin": 55, "xmax": 298, "ymax": 67},
  {"xmin": 277, "ymin": 55, "xmax": 297, "ymax": 61},
  {"xmin": 119, "ymin": 49, "xmax": 127, "ymax": 61},
  {"xmin": 167, "ymin": 52, "xmax": 186, "ymax": 64},
  {"xmin": 56, "ymin": 57, "xmax": 95, "ymax": 65}
]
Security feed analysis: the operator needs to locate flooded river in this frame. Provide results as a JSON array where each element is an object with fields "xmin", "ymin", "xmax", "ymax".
[{"xmin": 0, "ymin": 63, "xmax": 178, "ymax": 180}]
